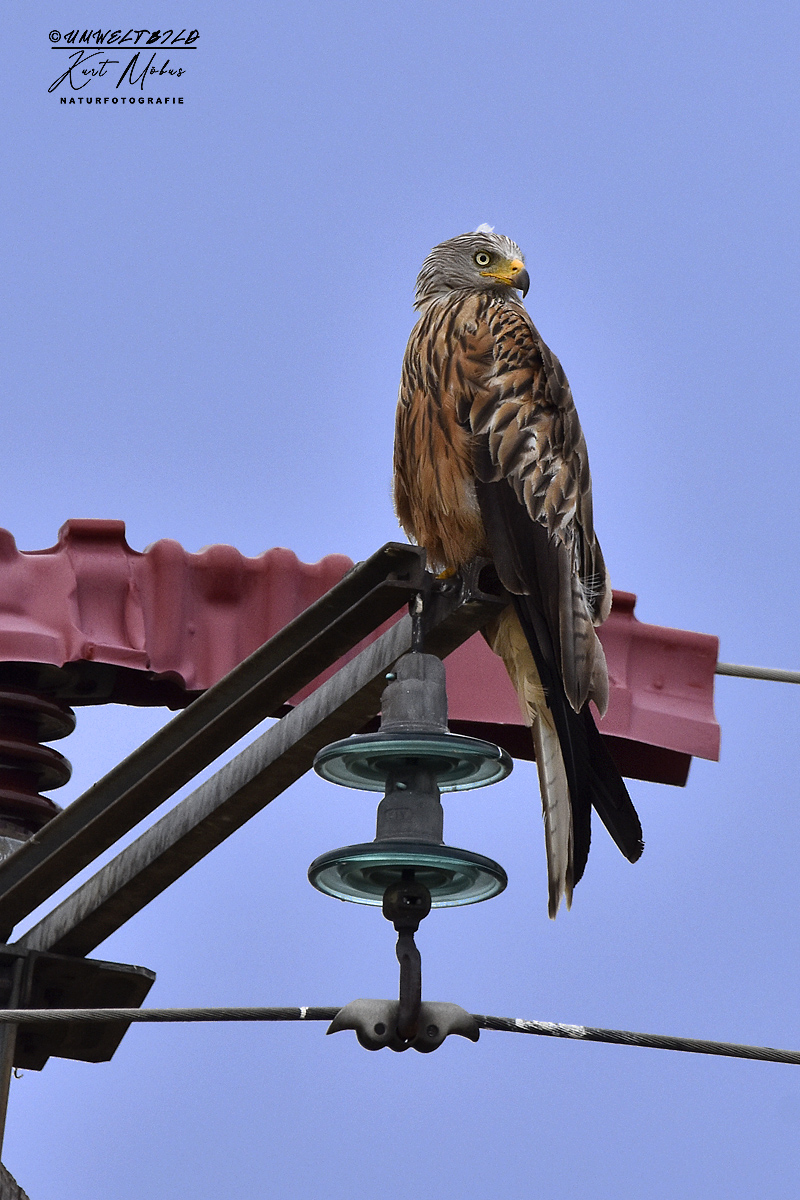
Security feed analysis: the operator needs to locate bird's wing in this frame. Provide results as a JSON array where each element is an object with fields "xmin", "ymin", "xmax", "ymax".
[
  {"xmin": 451, "ymin": 295, "xmax": 610, "ymax": 715},
  {"xmin": 451, "ymin": 296, "xmax": 643, "ymax": 900}
]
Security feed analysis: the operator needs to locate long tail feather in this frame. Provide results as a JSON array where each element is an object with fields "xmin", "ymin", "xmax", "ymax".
[
  {"xmin": 512, "ymin": 594, "xmax": 643, "ymax": 863},
  {"xmin": 486, "ymin": 607, "xmax": 586, "ymax": 916},
  {"xmin": 486, "ymin": 601, "xmax": 643, "ymax": 916},
  {"xmin": 580, "ymin": 709, "xmax": 644, "ymax": 863},
  {"xmin": 532, "ymin": 714, "xmax": 574, "ymax": 917}
]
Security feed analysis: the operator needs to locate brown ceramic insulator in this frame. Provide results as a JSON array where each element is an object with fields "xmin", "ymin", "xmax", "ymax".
[{"xmin": 0, "ymin": 691, "xmax": 74, "ymax": 840}]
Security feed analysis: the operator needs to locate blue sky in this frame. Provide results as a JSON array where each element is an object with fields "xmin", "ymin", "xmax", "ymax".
[{"xmin": 3, "ymin": 2, "xmax": 800, "ymax": 1197}]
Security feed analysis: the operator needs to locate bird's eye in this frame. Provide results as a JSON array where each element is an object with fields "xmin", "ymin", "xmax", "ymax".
[{"xmin": 474, "ymin": 252, "xmax": 491, "ymax": 267}]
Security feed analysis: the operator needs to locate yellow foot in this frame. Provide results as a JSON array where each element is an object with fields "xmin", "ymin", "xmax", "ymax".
[{"xmin": 436, "ymin": 567, "xmax": 457, "ymax": 579}]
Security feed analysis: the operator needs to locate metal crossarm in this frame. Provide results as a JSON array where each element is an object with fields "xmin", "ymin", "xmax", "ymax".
[
  {"xmin": 15, "ymin": 563, "xmax": 507, "ymax": 955},
  {"xmin": 0, "ymin": 543, "xmax": 427, "ymax": 940}
]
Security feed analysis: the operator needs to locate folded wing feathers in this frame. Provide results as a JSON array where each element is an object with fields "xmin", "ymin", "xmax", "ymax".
[{"xmin": 472, "ymin": 303, "xmax": 611, "ymax": 717}]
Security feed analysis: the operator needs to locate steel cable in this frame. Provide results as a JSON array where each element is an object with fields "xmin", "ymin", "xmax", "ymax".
[
  {"xmin": 1, "ymin": 1006, "xmax": 799, "ymax": 1066},
  {"xmin": 716, "ymin": 662, "xmax": 800, "ymax": 684}
]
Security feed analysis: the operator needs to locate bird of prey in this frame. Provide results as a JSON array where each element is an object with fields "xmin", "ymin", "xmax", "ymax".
[{"xmin": 393, "ymin": 226, "xmax": 643, "ymax": 916}]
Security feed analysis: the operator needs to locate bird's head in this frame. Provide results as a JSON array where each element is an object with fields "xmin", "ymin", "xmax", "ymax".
[{"xmin": 414, "ymin": 225, "xmax": 530, "ymax": 308}]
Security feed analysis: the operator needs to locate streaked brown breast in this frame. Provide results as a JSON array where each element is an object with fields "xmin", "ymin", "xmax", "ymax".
[{"xmin": 393, "ymin": 293, "xmax": 493, "ymax": 571}]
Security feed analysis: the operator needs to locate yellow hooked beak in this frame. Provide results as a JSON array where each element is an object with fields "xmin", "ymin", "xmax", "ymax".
[{"xmin": 480, "ymin": 258, "xmax": 530, "ymax": 297}]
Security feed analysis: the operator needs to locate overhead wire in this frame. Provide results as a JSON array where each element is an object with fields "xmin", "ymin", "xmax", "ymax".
[
  {"xmin": 2, "ymin": 1005, "xmax": 800, "ymax": 1066},
  {"xmin": 716, "ymin": 662, "xmax": 800, "ymax": 684},
  {"xmin": 4, "ymin": 659, "xmax": 798, "ymax": 1072}
]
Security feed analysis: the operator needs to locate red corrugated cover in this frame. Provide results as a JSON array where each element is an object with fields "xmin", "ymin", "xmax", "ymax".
[{"xmin": 0, "ymin": 520, "xmax": 720, "ymax": 785}]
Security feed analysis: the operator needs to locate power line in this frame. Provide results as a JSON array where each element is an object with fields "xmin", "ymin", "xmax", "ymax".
[
  {"xmin": 475, "ymin": 1014, "xmax": 800, "ymax": 1065},
  {"xmin": 716, "ymin": 662, "xmax": 800, "ymax": 684},
  {"xmin": 3, "ymin": 1006, "xmax": 338, "ymax": 1026},
  {"xmin": 3, "ymin": 1006, "xmax": 799, "ymax": 1066}
]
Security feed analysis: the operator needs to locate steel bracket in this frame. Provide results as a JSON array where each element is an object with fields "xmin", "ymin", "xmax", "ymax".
[{"xmin": 0, "ymin": 944, "xmax": 154, "ymax": 1070}]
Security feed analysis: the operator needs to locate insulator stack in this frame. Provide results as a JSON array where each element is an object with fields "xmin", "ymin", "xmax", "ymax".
[{"xmin": 0, "ymin": 689, "xmax": 74, "ymax": 840}]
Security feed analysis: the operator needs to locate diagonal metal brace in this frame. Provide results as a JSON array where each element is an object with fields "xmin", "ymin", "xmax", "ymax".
[
  {"xmin": 16, "ymin": 561, "xmax": 507, "ymax": 956},
  {"xmin": 0, "ymin": 543, "xmax": 427, "ymax": 940}
]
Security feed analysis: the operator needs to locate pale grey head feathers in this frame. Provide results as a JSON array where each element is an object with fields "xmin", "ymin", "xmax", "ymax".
[{"xmin": 414, "ymin": 230, "xmax": 528, "ymax": 308}]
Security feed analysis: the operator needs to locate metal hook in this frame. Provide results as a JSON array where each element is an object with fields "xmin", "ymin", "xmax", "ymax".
[{"xmin": 382, "ymin": 873, "xmax": 432, "ymax": 1042}]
